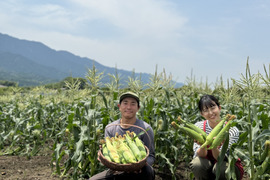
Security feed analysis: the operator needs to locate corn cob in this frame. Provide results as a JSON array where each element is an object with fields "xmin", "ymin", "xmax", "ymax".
[
  {"xmin": 171, "ymin": 121, "xmax": 205, "ymax": 144},
  {"xmin": 177, "ymin": 116, "xmax": 207, "ymax": 140},
  {"xmin": 119, "ymin": 154, "xmax": 127, "ymax": 164},
  {"xmin": 254, "ymin": 150, "xmax": 270, "ymax": 179},
  {"xmin": 125, "ymin": 132, "xmax": 142, "ymax": 161},
  {"xmin": 115, "ymin": 136, "xmax": 137, "ymax": 163},
  {"xmin": 100, "ymin": 139, "xmax": 112, "ymax": 161},
  {"xmin": 207, "ymin": 120, "xmax": 233, "ymax": 149},
  {"xmin": 122, "ymin": 143, "xmax": 137, "ymax": 163},
  {"xmin": 207, "ymin": 115, "xmax": 236, "ymax": 149},
  {"xmin": 157, "ymin": 119, "xmax": 163, "ymax": 130},
  {"xmin": 260, "ymin": 140, "xmax": 270, "ymax": 162},
  {"xmin": 200, "ymin": 114, "xmax": 231, "ymax": 149},
  {"xmin": 109, "ymin": 137, "xmax": 126, "ymax": 164},
  {"xmin": 131, "ymin": 132, "xmax": 147, "ymax": 159},
  {"xmin": 105, "ymin": 137, "xmax": 120, "ymax": 163},
  {"xmin": 102, "ymin": 144, "xmax": 112, "ymax": 161}
]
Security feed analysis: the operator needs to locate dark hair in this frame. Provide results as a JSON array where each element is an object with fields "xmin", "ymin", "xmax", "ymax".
[{"xmin": 198, "ymin": 95, "xmax": 220, "ymax": 112}]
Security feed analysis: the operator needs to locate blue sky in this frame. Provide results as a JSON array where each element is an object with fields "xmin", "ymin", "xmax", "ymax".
[{"xmin": 0, "ymin": 0, "xmax": 269, "ymax": 85}]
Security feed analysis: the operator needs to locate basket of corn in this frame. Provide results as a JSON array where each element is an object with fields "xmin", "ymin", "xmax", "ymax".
[{"xmin": 98, "ymin": 124, "xmax": 150, "ymax": 172}]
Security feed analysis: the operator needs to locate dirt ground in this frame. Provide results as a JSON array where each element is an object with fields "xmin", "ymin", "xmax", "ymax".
[
  {"xmin": 0, "ymin": 155, "xmax": 58, "ymax": 180},
  {"xmin": 0, "ymin": 155, "xmax": 175, "ymax": 180},
  {"xmin": 0, "ymin": 155, "xmax": 249, "ymax": 180}
]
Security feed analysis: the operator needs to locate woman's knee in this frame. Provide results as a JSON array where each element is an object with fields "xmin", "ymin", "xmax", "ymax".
[{"xmin": 190, "ymin": 157, "xmax": 211, "ymax": 170}]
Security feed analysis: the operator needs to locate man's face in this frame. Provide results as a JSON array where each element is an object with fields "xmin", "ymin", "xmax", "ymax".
[{"xmin": 118, "ymin": 97, "xmax": 139, "ymax": 119}]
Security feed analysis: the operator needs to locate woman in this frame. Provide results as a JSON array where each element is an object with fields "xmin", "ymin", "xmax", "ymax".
[{"xmin": 190, "ymin": 94, "xmax": 244, "ymax": 180}]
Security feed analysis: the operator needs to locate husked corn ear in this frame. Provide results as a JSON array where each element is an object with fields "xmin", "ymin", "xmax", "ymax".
[
  {"xmin": 200, "ymin": 114, "xmax": 231, "ymax": 149},
  {"xmin": 119, "ymin": 154, "xmax": 127, "ymax": 164},
  {"xmin": 208, "ymin": 115, "xmax": 236, "ymax": 149},
  {"xmin": 115, "ymin": 137, "xmax": 137, "ymax": 163},
  {"xmin": 177, "ymin": 116, "xmax": 207, "ymax": 140},
  {"xmin": 112, "ymin": 136, "xmax": 128, "ymax": 164},
  {"xmin": 171, "ymin": 121, "xmax": 205, "ymax": 144},
  {"xmin": 102, "ymin": 144, "xmax": 112, "ymax": 161},
  {"xmin": 131, "ymin": 132, "xmax": 147, "ymax": 159},
  {"xmin": 100, "ymin": 131, "xmax": 149, "ymax": 165},
  {"xmin": 259, "ymin": 140, "xmax": 270, "ymax": 162},
  {"xmin": 208, "ymin": 121, "xmax": 232, "ymax": 149},
  {"xmin": 254, "ymin": 149, "xmax": 270, "ymax": 179},
  {"xmin": 105, "ymin": 137, "xmax": 120, "ymax": 163},
  {"xmin": 125, "ymin": 132, "xmax": 142, "ymax": 161},
  {"xmin": 122, "ymin": 143, "xmax": 137, "ymax": 163}
]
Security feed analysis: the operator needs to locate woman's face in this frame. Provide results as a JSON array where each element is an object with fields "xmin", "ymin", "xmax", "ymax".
[{"xmin": 200, "ymin": 101, "xmax": 221, "ymax": 124}]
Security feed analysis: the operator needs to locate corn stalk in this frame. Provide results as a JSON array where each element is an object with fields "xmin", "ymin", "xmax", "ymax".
[
  {"xmin": 232, "ymin": 57, "xmax": 261, "ymax": 179},
  {"xmin": 260, "ymin": 63, "xmax": 270, "ymax": 90}
]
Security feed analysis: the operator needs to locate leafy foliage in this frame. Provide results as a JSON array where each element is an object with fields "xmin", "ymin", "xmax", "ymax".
[{"xmin": 0, "ymin": 59, "xmax": 270, "ymax": 179}]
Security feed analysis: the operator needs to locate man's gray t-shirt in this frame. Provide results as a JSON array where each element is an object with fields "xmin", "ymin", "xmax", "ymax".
[{"xmin": 105, "ymin": 119, "xmax": 155, "ymax": 166}]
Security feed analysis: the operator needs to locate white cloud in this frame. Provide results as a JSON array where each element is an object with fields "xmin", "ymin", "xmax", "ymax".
[
  {"xmin": 0, "ymin": 0, "xmax": 269, "ymax": 84},
  {"xmin": 69, "ymin": 0, "xmax": 187, "ymax": 39}
]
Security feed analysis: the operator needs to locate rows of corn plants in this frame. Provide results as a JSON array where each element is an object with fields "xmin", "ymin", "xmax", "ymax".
[{"xmin": 0, "ymin": 61, "xmax": 269, "ymax": 179}]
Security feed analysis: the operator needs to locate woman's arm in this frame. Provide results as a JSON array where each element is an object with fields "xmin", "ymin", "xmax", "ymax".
[{"xmin": 211, "ymin": 147, "xmax": 220, "ymax": 160}]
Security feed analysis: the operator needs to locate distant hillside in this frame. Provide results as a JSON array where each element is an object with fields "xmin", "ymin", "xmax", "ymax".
[{"xmin": 0, "ymin": 32, "xmax": 183, "ymax": 87}]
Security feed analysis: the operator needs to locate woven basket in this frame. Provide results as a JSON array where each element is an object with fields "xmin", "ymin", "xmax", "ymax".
[
  {"xmin": 99, "ymin": 145, "xmax": 149, "ymax": 172},
  {"xmin": 99, "ymin": 123, "xmax": 151, "ymax": 172}
]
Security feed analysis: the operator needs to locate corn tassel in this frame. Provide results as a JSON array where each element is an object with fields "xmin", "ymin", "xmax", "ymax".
[
  {"xmin": 171, "ymin": 121, "xmax": 205, "ymax": 144},
  {"xmin": 177, "ymin": 116, "xmax": 207, "ymax": 140},
  {"xmin": 200, "ymin": 114, "xmax": 231, "ymax": 149}
]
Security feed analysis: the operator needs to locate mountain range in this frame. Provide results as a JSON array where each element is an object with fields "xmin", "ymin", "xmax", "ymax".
[{"xmin": 0, "ymin": 32, "xmax": 183, "ymax": 87}]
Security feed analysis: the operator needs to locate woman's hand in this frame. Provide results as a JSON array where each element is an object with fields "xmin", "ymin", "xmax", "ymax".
[
  {"xmin": 208, "ymin": 136, "xmax": 224, "ymax": 150},
  {"xmin": 194, "ymin": 134, "xmax": 205, "ymax": 146}
]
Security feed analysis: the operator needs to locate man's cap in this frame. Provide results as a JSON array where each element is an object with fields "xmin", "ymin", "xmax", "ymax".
[{"xmin": 119, "ymin": 91, "xmax": 140, "ymax": 105}]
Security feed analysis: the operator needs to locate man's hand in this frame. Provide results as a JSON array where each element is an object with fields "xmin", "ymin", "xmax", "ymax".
[
  {"xmin": 126, "ymin": 169, "xmax": 142, "ymax": 174},
  {"xmin": 97, "ymin": 145, "xmax": 102, "ymax": 162}
]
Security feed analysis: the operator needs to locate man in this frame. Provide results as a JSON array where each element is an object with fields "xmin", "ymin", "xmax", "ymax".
[{"xmin": 90, "ymin": 91, "xmax": 155, "ymax": 180}]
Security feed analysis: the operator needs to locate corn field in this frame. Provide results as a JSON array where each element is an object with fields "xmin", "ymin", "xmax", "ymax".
[{"xmin": 0, "ymin": 61, "xmax": 270, "ymax": 179}]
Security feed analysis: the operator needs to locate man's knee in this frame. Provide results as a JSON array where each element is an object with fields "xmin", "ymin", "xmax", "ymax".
[{"xmin": 141, "ymin": 164, "xmax": 155, "ymax": 180}]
